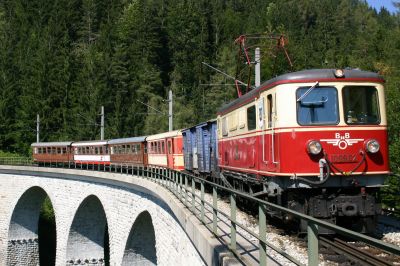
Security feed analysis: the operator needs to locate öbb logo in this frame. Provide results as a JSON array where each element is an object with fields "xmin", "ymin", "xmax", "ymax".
[{"xmin": 320, "ymin": 133, "xmax": 364, "ymax": 150}]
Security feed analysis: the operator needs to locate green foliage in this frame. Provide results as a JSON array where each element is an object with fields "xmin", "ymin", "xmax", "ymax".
[
  {"xmin": 0, "ymin": 150, "xmax": 24, "ymax": 158},
  {"xmin": 40, "ymin": 196, "xmax": 55, "ymax": 221},
  {"xmin": 0, "ymin": 0, "xmax": 400, "ymax": 207}
]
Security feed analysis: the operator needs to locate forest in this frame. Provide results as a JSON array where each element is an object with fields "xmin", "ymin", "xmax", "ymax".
[{"xmin": 0, "ymin": 0, "xmax": 399, "ymax": 208}]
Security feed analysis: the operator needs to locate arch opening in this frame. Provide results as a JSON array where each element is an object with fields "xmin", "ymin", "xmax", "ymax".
[
  {"xmin": 7, "ymin": 186, "xmax": 56, "ymax": 266},
  {"xmin": 66, "ymin": 195, "xmax": 109, "ymax": 265},
  {"xmin": 122, "ymin": 211, "xmax": 157, "ymax": 266}
]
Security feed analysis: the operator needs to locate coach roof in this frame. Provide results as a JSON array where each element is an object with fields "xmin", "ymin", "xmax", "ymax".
[
  {"xmin": 108, "ymin": 136, "xmax": 147, "ymax": 145},
  {"xmin": 71, "ymin": 140, "xmax": 108, "ymax": 146},
  {"xmin": 31, "ymin": 142, "xmax": 73, "ymax": 147},
  {"xmin": 217, "ymin": 68, "xmax": 384, "ymax": 115},
  {"xmin": 146, "ymin": 130, "xmax": 182, "ymax": 141}
]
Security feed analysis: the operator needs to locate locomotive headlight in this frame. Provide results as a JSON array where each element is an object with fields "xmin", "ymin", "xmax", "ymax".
[
  {"xmin": 365, "ymin": 139, "xmax": 380, "ymax": 154},
  {"xmin": 334, "ymin": 69, "xmax": 345, "ymax": 78},
  {"xmin": 307, "ymin": 140, "xmax": 322, "ymax": 155}
]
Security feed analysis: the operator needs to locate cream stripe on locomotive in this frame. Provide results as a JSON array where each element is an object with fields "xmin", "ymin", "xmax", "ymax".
[{"xmin": 218, "ymin": 126, "xmax": 387, "ymax": 142}]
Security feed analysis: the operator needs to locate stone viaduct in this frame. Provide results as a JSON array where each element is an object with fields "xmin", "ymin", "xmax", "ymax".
[{"xmin": 0, "ymin": 166, "xmax": 234, "ymax": 266}]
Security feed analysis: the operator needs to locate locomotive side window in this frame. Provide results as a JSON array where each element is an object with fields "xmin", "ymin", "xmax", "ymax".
[
  {"xmin": 229, "ymin": 112, "xmax": 238, "ymax": 131},
  {"xmin": 296, "ymin": 86, "xmax": 338, "ymax": 125},
  {"xmin": 247, "ymin": 105, "xmax": 257, "ymax": 130},
  {"xmin": 238, "ymin": 110, "xmax": 246, "ymax": 129},
  {"xmin": 267, "ymin": 94, "xmax": 273, "ymax": 128},
  {"xmin": 343, "ymin": 86, "xmax": 380, "ymax": 124},
  {"xmin": 222, "ymin": 117, "xmax": 228, "ymax": 136}
]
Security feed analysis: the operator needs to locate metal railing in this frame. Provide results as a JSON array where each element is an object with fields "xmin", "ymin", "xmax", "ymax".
[{"xmin": 1, "ymin": 158, "xmax": 400, "ymax": 266}]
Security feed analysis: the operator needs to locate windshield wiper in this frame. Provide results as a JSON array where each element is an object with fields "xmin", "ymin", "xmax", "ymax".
[{"xmin": 296, "ymin": 81, "xmax": 319, "ymax": 102}]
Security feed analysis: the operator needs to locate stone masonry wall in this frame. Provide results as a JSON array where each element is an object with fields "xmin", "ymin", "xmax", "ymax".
[{"xmin": 7, "ymin": 239, "xmax": 39, "ymax": 266}]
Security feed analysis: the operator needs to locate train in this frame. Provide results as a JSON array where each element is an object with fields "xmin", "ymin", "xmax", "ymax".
[{"xmin": 32, "ymin": 68, "xmax": 389, "ymax": 233}]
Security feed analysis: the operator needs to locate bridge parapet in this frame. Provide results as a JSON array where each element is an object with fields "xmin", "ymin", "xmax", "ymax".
[{"xmin": 2, "ymin": 162, "xmax": 399, "ymax": 266}]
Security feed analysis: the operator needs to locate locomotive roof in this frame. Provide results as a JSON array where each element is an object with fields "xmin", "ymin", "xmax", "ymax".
[
  {"xmin": 31, "ymin": 141, "xmax": 72, "ymax": 147},
  {"xmin": 71, "ymin": 140, "xmax": 108, "ymax": 146},
  {"xmin": 107, "ymin": 136, "xmax": 147, "ymax": 144},
  {"xmin": 146, "ymin": 130, "xmax": 182, "ymax": 141},
  {"xmin": 217, "ymin": 68, "xmax": 384, "ymax": 115}
]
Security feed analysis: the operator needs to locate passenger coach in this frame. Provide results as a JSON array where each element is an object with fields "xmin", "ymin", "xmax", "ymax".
[
  {"xmin": 72, "ymin": 140, "xmax": 110, "ymax": 165},
  {"xmin": 146, "ymin": 130, "xmax": 184, "ymax": 170},
  {"xmin": 108, "ymin": 136, "xmax": 147, "ymax": 166},
  {"xmin": 31, "ymin": 142, "xmax": 73, "ymax": 164}
]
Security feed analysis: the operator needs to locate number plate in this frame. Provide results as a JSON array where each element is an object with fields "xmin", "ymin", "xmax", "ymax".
[{"xmin": 329, "ymin": 154, "xmax": 357, "ymax": 163}]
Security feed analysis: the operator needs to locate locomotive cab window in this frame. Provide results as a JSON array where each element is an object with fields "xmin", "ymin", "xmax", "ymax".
[
  {"xmin": 343, "ymin": 86, "xmax": 380, "ymax": 124},
  {"xmin": 247, "ymin": 105, "xmax": 257, "ymax": 130},
  {"xmin": 296, "ymin": 86, "xmax": 339, "ymax": 125}
]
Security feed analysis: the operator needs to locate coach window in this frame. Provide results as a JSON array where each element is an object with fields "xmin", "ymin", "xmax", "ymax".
[
  {"xmin": 62, "ymin": 147, "xmax": 67, "ymax": 154},
  {"xmin": 343, "ymin": 86, "xmax": 380, "ymax": 125},
  {"xmin": 247, "ymin": 105, "xmax": 257, "ymax": 130},
  {"xmin": 296, "ymin": 86, "xmax": 338, "ymax": 125},
  {"xmin": 168, "ymin": 140, "xmax": 172, "ymax": 154},
  {"xmin": 161, "ymin": 141, "xmax": 165, "ymax": 154}
]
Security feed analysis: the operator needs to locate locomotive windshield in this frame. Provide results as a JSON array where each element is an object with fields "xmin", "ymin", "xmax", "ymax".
[
  {"xmin": 343, "ymin": 86, "xmax": 380, "ymax": 124},
  {"xmin": 296, "ymin": 86, "xmax": 339, "ymax": 125}
]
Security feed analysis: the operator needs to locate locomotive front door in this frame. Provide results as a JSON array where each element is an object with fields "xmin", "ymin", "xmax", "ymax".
[{"xmin": 167, "ymin": 138, "xmax": 174, "ymax": 169}]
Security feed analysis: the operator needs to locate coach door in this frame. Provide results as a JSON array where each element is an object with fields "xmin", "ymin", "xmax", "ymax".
[{"xmin": 167, "ymin": 138, "xmax": 174, "ymax": 169}]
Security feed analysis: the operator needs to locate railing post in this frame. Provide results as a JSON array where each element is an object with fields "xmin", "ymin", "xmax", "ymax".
[
  {"xmin": 230, "ymin": 193, "xmax": 237, "ymax": 251},
  {"xmin": 201, "ymin": 181, "xmax": 205, "ymax": 223},
  {"xmin": 176, "ymin": 172, "xmax": 180, "ymax": 197},
  {"xmin": 191, "ymin": 177, "xmax": 195, "ymax": 212},
  {"xmin": 185, "ymin": 174, "xmax": 189, "ymax": 206},
  {"xmin": 180, "ymin": 173, "xmax": 184, "ymax": 202},
  {"xmin": 213, "ymin": 186, "xmax": 218, "ymax": 235},
  {"xmin": 307, "ymin": 221, "xmax": 318, "ymax": 266},
  {"xmin": 259, "ymin": 203, "xmax": 267, "ymax": 266}
]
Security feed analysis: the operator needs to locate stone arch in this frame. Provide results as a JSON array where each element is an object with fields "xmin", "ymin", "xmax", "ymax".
[
  {"xmin": 66, "ymin": 195, "xmax": 109, "ymax": 265},
  {"xmin": 7, "ymin": 186, "xmax": 56, "ymax": 266},
  {"xmin": 122, "ymin": 211, "xmax": 157, "ymax": 266}
]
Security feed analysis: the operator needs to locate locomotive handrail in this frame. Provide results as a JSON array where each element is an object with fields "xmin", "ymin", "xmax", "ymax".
[{"xmin": 1, "ymin": 158, "xmax": 399, "ymax": 266}]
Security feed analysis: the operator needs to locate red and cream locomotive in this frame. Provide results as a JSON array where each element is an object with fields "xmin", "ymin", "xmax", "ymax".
[{"xmin": 217, "ymin": 68, "xmax": 388, "ymax": 232}]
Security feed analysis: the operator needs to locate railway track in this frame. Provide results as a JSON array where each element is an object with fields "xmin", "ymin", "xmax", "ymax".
[{"xmin": 320, "ymin": 236, "xmax": 399, "ymax": 266}]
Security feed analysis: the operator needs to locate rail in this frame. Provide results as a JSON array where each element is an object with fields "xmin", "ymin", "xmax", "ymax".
[{"xmin": 1, "ymin": 158, "xmax": 400, "ymax": 266}]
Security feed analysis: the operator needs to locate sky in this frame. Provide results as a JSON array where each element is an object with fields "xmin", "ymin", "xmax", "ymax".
[{"xmin": 366, "ymin": 0, "xmax": 398, "ymax": 13}]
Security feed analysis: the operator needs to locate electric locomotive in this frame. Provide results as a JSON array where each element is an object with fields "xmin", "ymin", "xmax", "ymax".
[{"xmin": 216, "ymin": 68, "xmax": 388, "ymax": 232}]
